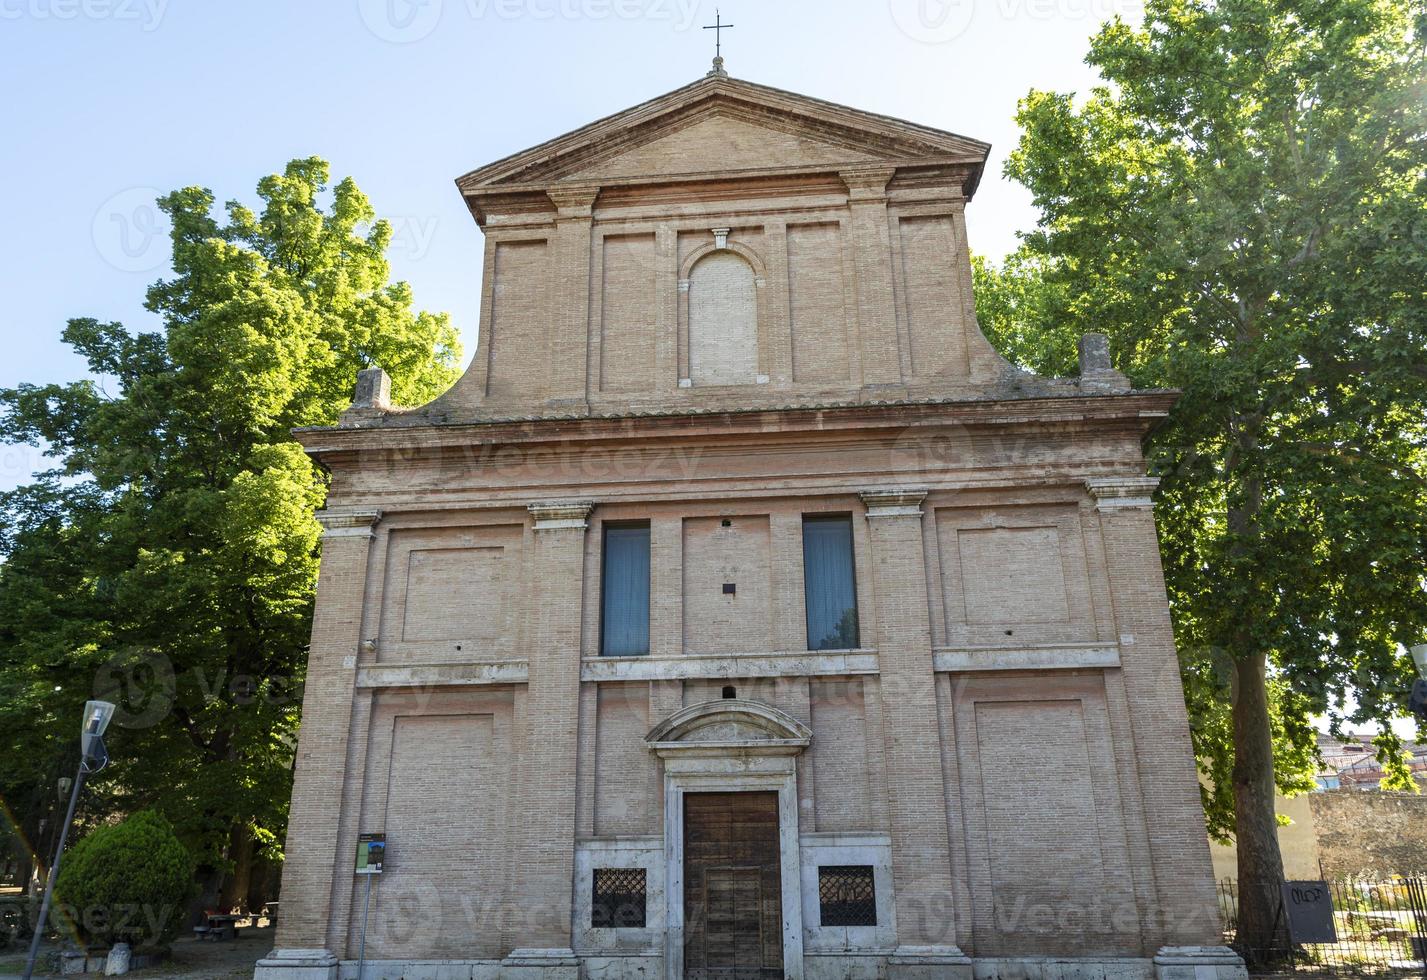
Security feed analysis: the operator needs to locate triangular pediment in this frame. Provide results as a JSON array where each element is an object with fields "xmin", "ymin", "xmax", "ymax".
[
  {"xmin": 456, "ymin": 74, "xmax": 989, "ymax": 191},
  {"xmin": 567, "ymin": 110, "xmax": 880, "ymax": 180}
]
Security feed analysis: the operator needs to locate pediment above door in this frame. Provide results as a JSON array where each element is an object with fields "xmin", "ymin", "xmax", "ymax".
[{"xmin": 646, "ymin": 699, "xmax": 812, "ymax": 758}]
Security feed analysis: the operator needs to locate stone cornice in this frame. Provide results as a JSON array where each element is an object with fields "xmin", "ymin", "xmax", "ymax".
[
  {"xmin": 1086, "ymin": 476, "xmax": 1161, "ymax": 511},
  {"xmin": 315, "ymin": 508, "xmax": 383, "ymax": 538},
  {"xmin": 528, "ymin": 500, "xmax": 594, "ymax": 530},
  {"xmin": 293, "ymin": 390, "xmax": 1180, "ymax": 462},
  {"xmin": 860, "ymin": 488, "xmax": 927, "ymax": 518},
  {"xmin": 465, "ymin": 161, "xmax": 980, "ymax": 225}
]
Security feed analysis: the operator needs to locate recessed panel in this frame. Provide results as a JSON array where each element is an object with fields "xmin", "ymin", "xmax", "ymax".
[
  {"xmin": 958, "ymin": 525, "xmax": 1069, "ymax": 624},
  {"xmin": 376, "ymin": 712, "xmax": 507, "ymax": 958},
  {"xmin": 382, "ymin": 523, "xmax": 524, "ymax": 659},
  {"xmin": 974, "ymin": 700, "xmax": 1111, "ymax": 953},
  {"xmin": 787, "ymin": 222, "xmax": 850, "ymax": 383},
  {"xmin": 682, "ymin": 516, "xmax": 773, "ymax": 654},
  {"xmin": 487, "ymin": 239, "xmax": 550, "ymax": 402},
  {"xmin": 599, "ymin": 234, "xmax": 658, "ymax": 393},
  {"xmin": 898, "ymin": 215, "xmax": 967, "ymax": 379}
]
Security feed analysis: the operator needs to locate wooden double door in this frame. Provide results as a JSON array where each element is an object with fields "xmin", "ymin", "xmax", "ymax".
[{"xmin": 682, "ymin": 792, "xmax": 784, "ymax": 980}]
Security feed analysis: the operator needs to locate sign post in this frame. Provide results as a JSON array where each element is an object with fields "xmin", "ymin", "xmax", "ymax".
[
  {"xmin": 1280, "ymin": 880, "xmax": 1337, "ymax": 944},
  {"xmin": 355, "ymin": 834, "xmax": 385, "ymax": 980}
]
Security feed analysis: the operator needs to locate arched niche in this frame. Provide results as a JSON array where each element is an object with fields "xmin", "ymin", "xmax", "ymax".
[{"xmin": 686, "ymin": 250, "xmax": 760, "ymax": 386}]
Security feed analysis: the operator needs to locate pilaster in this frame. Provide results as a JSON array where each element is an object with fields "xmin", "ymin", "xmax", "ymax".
[
  {"xmin": 546, "ymin": 187, "xmax": 599, "ymax": 409},
  {"xmin": 262, "ymin": 508, "xmax": 382, "ymax": 980},
  {"xmin": 858, "ymin": 489, "xmax": 971, "ymax": 976},
  {"xmin": 762, "ymin": 218, "xmax": 793, "ymax": 387},
  {"xmin": 843, "ymin": 168, "xmax": 904, "ymax": 389},
  {"xmin": 514, "ymin": 500, "xmax": 594, "ymax": 952},
  {"xmin": 653, "ymin": 223, "xmax": 679, "ymax": 393},
  {"xmin": 1086, "ymin": 477, "xmax": 1223, "ymax": 948}
]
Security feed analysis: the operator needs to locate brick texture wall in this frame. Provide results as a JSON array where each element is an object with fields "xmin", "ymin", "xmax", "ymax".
[{"xmin": 277, "ymin": 74, "xmax": 1225, "ymax": 972}]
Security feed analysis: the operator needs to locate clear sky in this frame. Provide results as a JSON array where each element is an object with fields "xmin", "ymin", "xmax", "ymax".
[{"xmin": 0, "ymin": 0, "xmax": 1139, "ymax": 492}]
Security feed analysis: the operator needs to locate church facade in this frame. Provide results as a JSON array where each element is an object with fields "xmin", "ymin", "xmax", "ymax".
[{"xmin": 256, "ymin": 68, "xmax": 1245, "ymax": 980}]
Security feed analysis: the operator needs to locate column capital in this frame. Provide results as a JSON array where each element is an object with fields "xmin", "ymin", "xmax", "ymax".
[
  {"xmin": 841, "ymin": 166, "xmax": 896, "ymax": 202},
  {"xmin": 528, "ymin": 500, "xmax": 594, "ymax": 530},
  {"xmin": 859, "ymin": 488, "xmax": 927, "ymax": 518},
  {"xmin": 546, "ymin": 185, "xmax": 600, "ymax": 219},
  {"xmin": 1086, "ymin": 476, "xmax": 1160, "ymax": 511},
  {"xmin": 315, "ymin": 508, "xmax": 383, "ymax": 538}
]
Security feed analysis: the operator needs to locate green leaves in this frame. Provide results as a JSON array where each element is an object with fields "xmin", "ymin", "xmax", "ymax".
[
  {"xmin": 985, "ymin": 0, "xmax": 1427, "ymax": 935},
  {"xmin": 54, "ymin": 810, "xmax": 194, "ymax": 947},
  {"xmin": 0, "ymin": 158, "xmax": 460, "ymax": 881},
  {"xmin": 996, "ymin": 0, "xmax": 1427, "ymax": 743}
]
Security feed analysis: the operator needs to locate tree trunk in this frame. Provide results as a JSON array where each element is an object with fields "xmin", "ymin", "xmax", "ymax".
[
  {"xmin": 219, "ymin": 828, "xmax": 255, "ymax": 914},
  {"xmin": 246, "ymin": 858, "xmax": 277, "ymax": 915},
  {"xmin": 15, "ymin": 846, "xmax": 34, "ymax": 898},
  {"xmin": 189, "ymin": 864, "xmax": 225, "ymax": 926},
  {"xmin": 1232, "ymin": 650, "xmax": 1290, "ymax": 961}
]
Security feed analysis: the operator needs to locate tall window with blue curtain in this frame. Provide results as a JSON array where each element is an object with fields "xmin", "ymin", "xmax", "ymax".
[
  {"xmin": 601, "ymin": 523, "xmax": 650, "ymax": 656},
  {"xmin": 802, "ymin": 515, "xmax": 859, "ymax": 651}
]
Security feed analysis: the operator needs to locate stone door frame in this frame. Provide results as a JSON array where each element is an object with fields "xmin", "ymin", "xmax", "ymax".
[{"xmin": 646, "ymin": 700, "xmax": 812, "ymax": 980}]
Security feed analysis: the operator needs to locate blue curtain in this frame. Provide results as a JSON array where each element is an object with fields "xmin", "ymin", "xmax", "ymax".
[
  {"xmin": 803, "ymin": 517, "xmax": 859, "ymax": 650},
  {"xmin": 601, "ymin": 525, "xmax": 650, "ymax": 656}
]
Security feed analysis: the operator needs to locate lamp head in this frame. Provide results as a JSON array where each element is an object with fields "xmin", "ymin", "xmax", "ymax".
[
  {"xmin": 83, "ymin": 701, "xmax": 115, "ymax": 738},
  {"xmin": 1410, "ymin": 645, "xmax": 1427, "ymax": 681},
  {"xmin": 80, "ymin": 701, "xmax": 115, "ymax": 765}
]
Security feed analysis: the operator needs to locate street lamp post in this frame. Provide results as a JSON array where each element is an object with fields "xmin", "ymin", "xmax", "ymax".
[{"xmin": 21, "ymin": 701, "xmax": 115, "ymax": 980}]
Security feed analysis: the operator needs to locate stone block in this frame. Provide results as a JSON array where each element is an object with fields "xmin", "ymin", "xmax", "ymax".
[
  {"xmin": 253, "ymin": 948, "xmax": 339, "ymax": 980},
  {"xmin": 499, "ymin": 948, "xmax": 579, "ymax": 980},
  {"xmin": 888, "ymin": 946, "xmax": 974, "ymax": 980},
  {"xmin": 580, "ymin": 955, "xmax": 663, "ymax": 980},
  {"xmin": 1152, "ymin": 946, "xmax": 1247, "ymax": 980},
  {"xmin": 970, "ymin": 957, "xmax": 1153, "ymax": 980}
]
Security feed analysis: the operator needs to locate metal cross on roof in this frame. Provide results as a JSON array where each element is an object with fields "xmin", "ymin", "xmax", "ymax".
[{"xmin": 703, "ymin": 9, "xmax": 734, "ymax": 59}]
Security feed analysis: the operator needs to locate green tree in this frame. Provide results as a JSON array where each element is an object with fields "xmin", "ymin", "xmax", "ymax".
[
  {"xmin": 0, "ymin": 158, "xmax": 460, "ymax": 905},
  {"xmin": 54, "ymin": 810, "xmax": 194, "ymax": 947},
  {"xmin": 982, "ymin": 0, "xmax": 1427, "ymax": 955},
  {"xmin": 971, "ymin": 252, "xmax": 1078, "ymax": 377}
]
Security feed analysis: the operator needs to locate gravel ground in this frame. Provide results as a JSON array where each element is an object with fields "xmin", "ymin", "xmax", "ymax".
[{"xmin": 0, "ymin": 926, "xmax": 272, "ymax": 980}]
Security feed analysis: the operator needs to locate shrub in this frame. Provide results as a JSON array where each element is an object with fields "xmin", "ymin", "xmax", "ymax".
[{"xmin": 54, "ymin": 811, "xmax": 193, "ymax": 947}]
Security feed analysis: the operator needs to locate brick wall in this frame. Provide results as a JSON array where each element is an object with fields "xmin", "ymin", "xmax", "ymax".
[{"xmin": 278, "ymin": 75, "xmax": 1224, "ymax": 972}]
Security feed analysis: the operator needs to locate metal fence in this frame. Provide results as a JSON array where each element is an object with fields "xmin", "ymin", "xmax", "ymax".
[{"xmin": 1218, "ymin": 878, "xmax": 1427, "ymax": 977}]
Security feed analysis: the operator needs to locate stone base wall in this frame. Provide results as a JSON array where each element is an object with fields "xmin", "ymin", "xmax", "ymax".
[
  {"xmin": 1310, "ymin": 790, "xmax": 1427, "ymax": 877},
  {"xmin": 259, "ymin": 950, "xmax": 1245, "ymax": 980}
]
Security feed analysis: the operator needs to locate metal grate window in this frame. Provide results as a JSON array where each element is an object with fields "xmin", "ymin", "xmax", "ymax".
[
  {"xmin": 592, "ymin": 868, "xmax": 647, "ymax": 928},
  {"xmin": 818, "ymin": 865, "xmax": 877, "ymax": 927}
]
